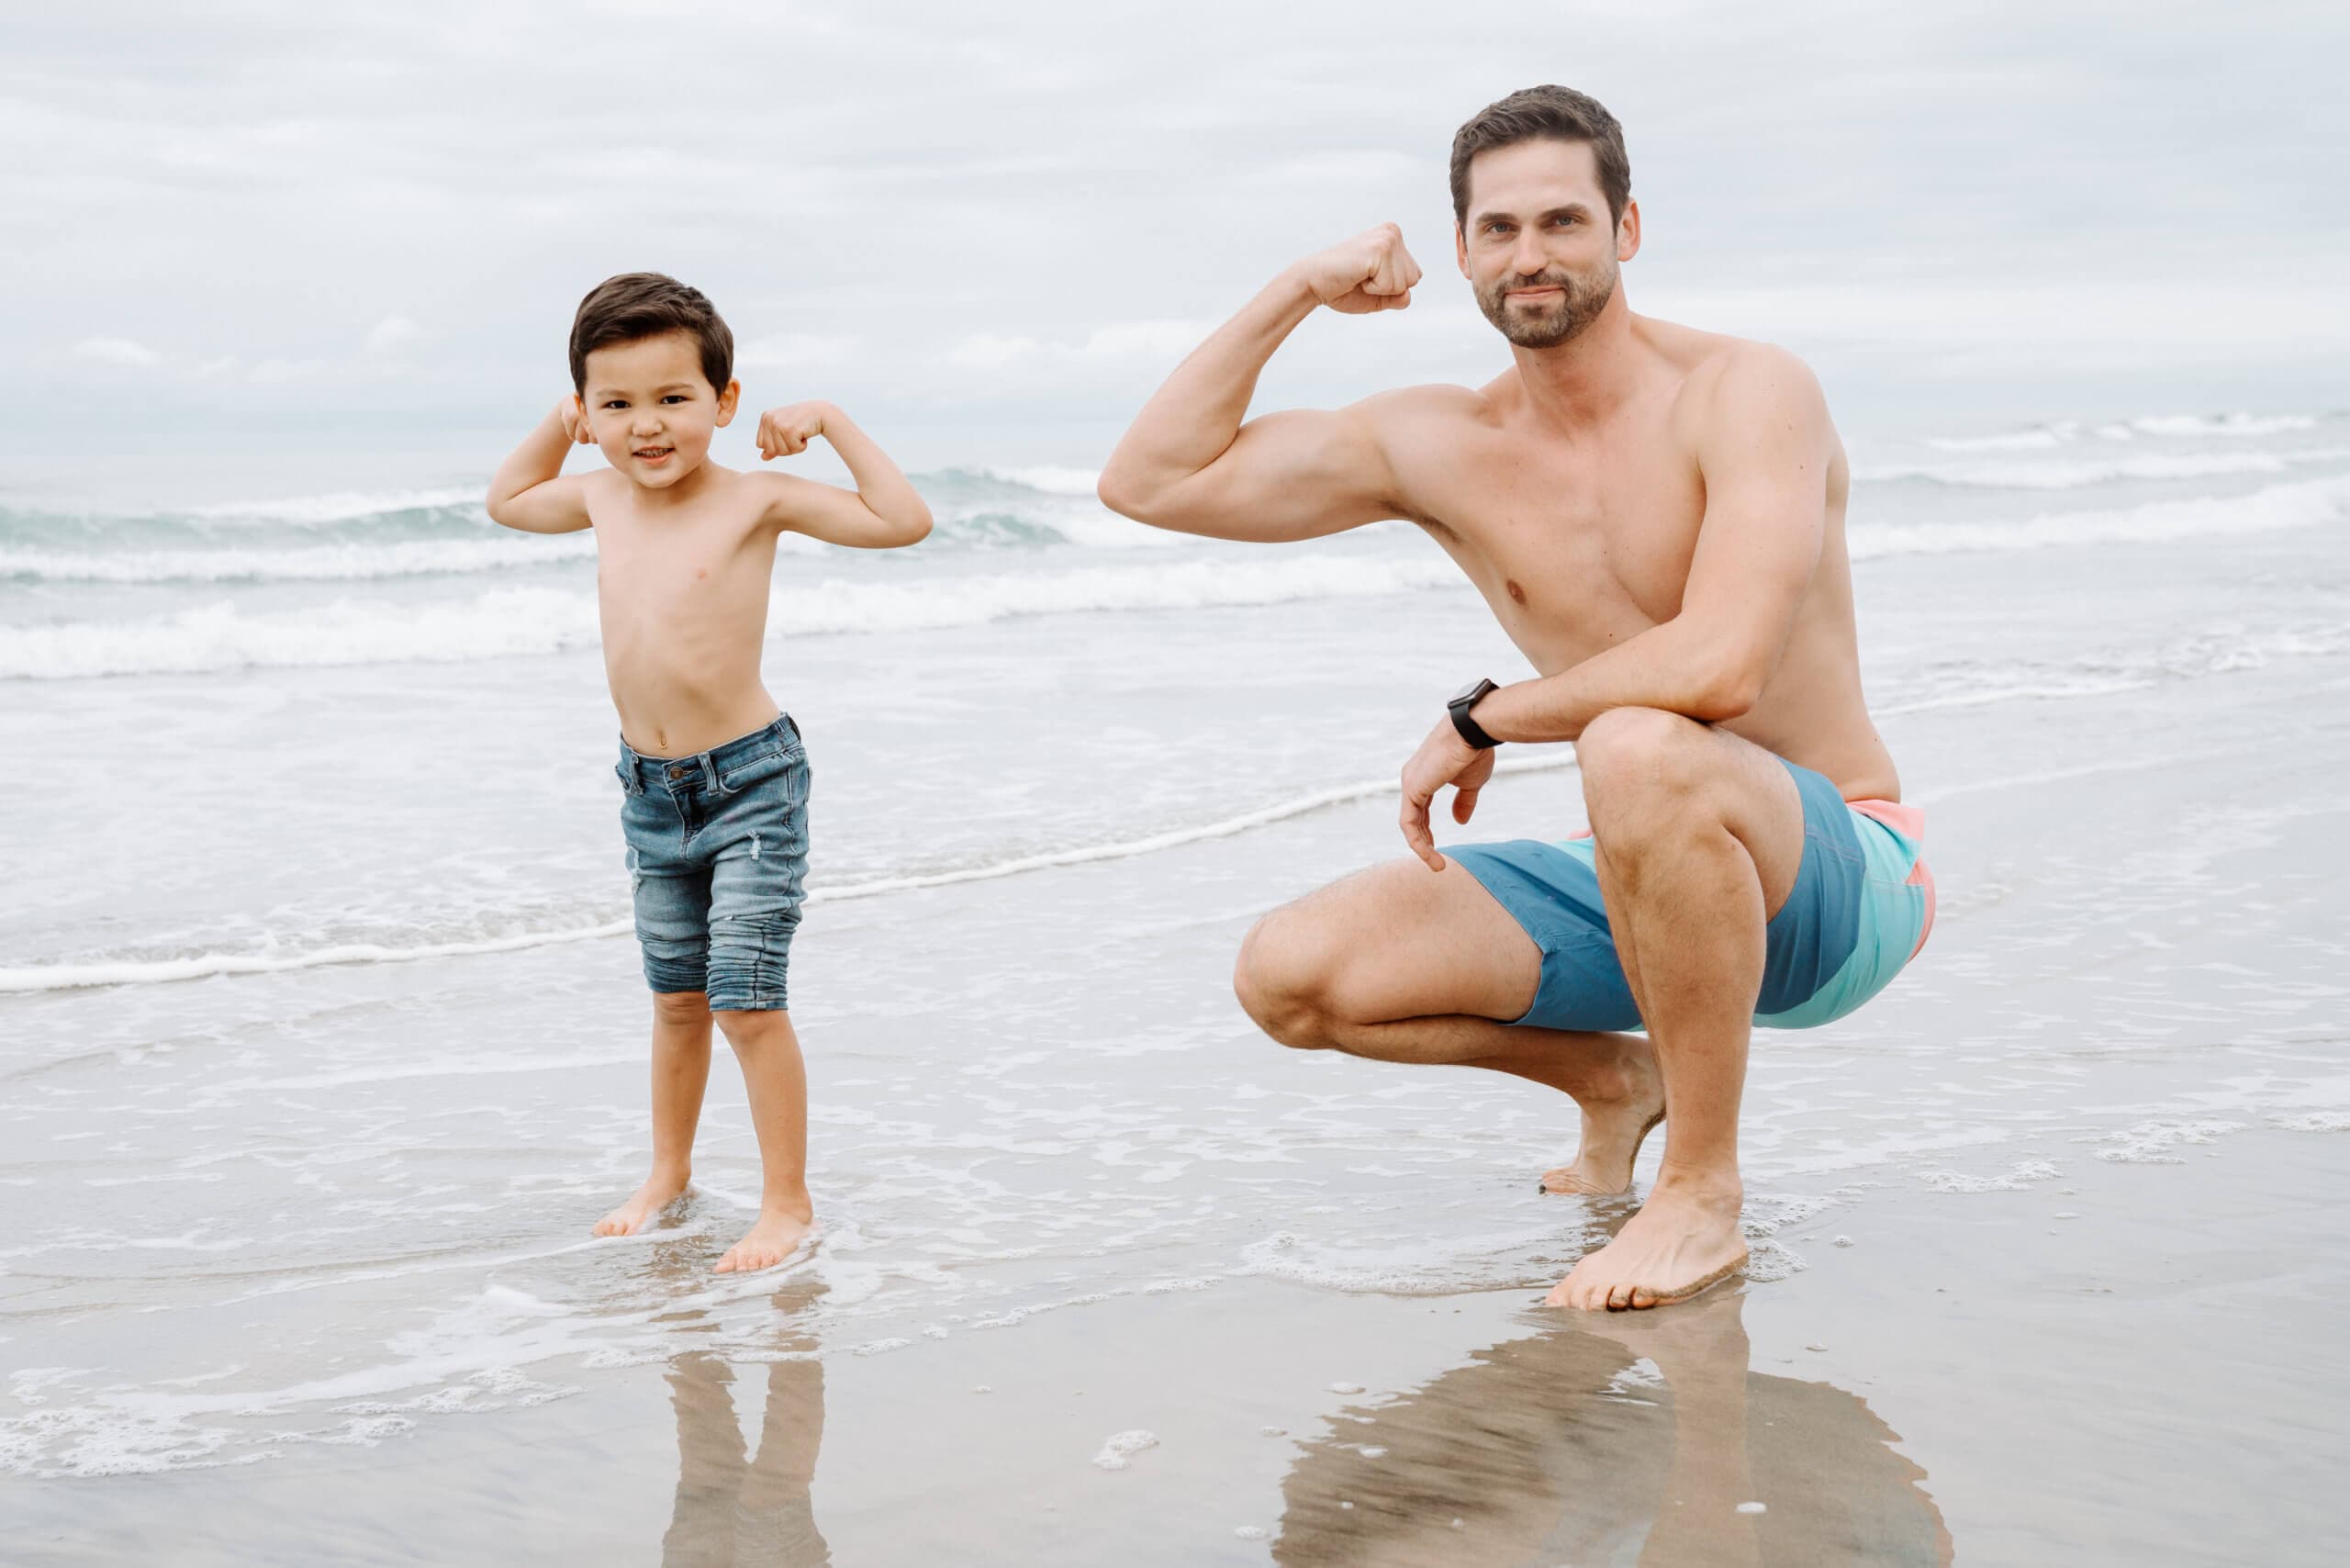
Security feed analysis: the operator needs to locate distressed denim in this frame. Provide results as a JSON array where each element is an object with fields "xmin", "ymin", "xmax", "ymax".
[{"xmin": 615, "ymin": 714, "xmax": 811, "ymax": 1012}]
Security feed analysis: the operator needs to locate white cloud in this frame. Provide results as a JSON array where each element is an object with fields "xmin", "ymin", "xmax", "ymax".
[
  {"xmin": 1248, "ymin": 150, "xmax": 1430, "ymax": 185},
  {"xmin": 361, "ymin": 315, "xmax": 420, "ymax": 356},
  {"xmin": 1080, "ymin": 320, "xmax": 1211, "ymax": 359},
  {"xmin": 74, "ymin": 336, "xmax": 161, "ymax": 367},
  {"xmin": 947, "ymin": 332, "xmax": 1042, "ymax": 369},
  {"xmin": 737, "ymin": 332, "xmax": 862, "ymax": 370}
]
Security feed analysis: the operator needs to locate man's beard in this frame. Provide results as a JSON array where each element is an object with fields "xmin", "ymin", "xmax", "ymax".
[{"xmin": 1475, "ymin": 262, "xmax": 1617, "ymax": 350}]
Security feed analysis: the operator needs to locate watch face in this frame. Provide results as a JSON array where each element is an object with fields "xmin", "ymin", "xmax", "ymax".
[{"xmin": 1450, "ymin": 679, "xmax": 1484, "ymax": 705}]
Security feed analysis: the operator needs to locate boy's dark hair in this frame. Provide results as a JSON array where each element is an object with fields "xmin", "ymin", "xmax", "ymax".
[
  {"xmin": 568, "ymin": 272, "xmax": 734, "ymax": 393},
  {"xmin": 1449, "ymin": 85, "xmax": 1631, "ymax": 230}
]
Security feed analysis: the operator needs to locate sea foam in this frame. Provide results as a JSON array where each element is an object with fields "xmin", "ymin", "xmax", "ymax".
[{"xmin": 0, "ymin": 554, "xmax": 1466, "ymax": 679}]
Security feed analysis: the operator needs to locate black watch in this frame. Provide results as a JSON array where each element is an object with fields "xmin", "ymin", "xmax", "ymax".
[{"xmin": 1448, "ymin": 678, "xmax": 1501, "ymax": 750}]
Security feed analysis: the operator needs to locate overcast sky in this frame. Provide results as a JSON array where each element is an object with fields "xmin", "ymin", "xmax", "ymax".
[{"xmin": 8, "ymin": 0, "xmax": 2344, "ymax": 466}]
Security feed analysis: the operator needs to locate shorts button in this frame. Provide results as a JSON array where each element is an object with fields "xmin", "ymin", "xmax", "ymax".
[{"xmin": 667, "ymin": 766, "xmax": 684, "ymax": 779}]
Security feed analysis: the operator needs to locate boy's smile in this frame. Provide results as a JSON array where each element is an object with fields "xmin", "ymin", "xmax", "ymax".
[{"xmin": 579, "ymin": 330, "xmax": 740, "ymax": 491}]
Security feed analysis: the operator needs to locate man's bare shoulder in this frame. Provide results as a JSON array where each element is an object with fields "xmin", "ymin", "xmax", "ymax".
[
  {"xmin": 1635, "ymin": 320, "xmax": 1830, "ymax": 448},
  {"xmin": 1352, "ymin": 380, "xmax": 1506, "ymax": 440},
  {"xmin": 1632, "ymin": 313, "xmax": 1813, "ymax": 392}
]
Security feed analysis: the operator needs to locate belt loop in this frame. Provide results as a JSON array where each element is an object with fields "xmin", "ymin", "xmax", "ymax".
[{"xmin": 699, "ymin": 750, "xmax": 722, "ymax": 791}]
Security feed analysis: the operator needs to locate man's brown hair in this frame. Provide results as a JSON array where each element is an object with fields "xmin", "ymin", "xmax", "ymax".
[
  {"xmin": 1449, "ymin": 85, "xmax": 1631, "ymax": 230},
  {"xmin": 568, "ymin": 272, "xmax": 734, "ymax": 394}
]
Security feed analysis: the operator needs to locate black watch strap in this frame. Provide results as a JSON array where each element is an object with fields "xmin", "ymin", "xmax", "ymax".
[{"xmin": 1448, "ymin": 678, "xmax": 1501, "ymax": 750}]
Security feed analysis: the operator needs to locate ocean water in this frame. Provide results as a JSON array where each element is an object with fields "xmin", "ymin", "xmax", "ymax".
[{"xmin": 3, "ymin": 409, "xmax": 2348, "ymax": 1488}]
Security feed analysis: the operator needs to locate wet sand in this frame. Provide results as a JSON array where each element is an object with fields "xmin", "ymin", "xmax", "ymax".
[{"xmin": 13, "ymin": 1126, "xmax": 2345, "ymax": 1564}]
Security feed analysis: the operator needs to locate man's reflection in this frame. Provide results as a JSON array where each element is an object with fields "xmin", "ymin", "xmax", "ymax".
[
  {"xmin": 660, "ymin": 1278, "xmax": 832, "ymax": 1568},
  {"xmin": 1272, "ymin": 1289, "xmax": 1952, "ymax": 1567}
]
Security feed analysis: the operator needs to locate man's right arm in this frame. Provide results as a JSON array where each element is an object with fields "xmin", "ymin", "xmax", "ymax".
[
  {"xmin": 485, "ymin": 398, "xmax": 595, "ymax": 534},
  {"xmin": 1096, "ymin": 224, "xmax": 1422, "ymax": 542}
]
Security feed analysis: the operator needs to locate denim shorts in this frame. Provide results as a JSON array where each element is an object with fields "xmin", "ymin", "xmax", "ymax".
[{"xmin": 615, "ymin": 714, "xmax": 811, "ymax": 1012}]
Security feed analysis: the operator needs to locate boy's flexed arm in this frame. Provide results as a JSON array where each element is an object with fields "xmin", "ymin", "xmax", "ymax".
[
  {"xmin": 753, "ymin": 402, "xmax": 933, "ymax": 549},
  {"xmin": 485, "ymin": 398, "xmax": 595, "ymax": 533},
  {"xmin": 1095, "ymin": 224, "xmax": 1422, "ymax": 542}
]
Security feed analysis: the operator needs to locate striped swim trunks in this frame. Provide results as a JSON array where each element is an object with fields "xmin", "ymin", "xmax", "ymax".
[{"xmin": 1448, "ymin": 756, "xmax": 1935, "ymax": 1033}]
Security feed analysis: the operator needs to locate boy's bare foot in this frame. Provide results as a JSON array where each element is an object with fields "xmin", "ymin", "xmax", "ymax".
[
  {"xmin": 1546, "ymin": 1176, "xmax": 1748, "ymax": 1311},
  {"xmin": 715, "ymin": 1202, "xmax": 815, "ymax": 1273},
  {"xmin": 1539, "ymin": 1047, "xmax": 1667, "ymax": 1195},
  {"xmin": 593, "ymin": 1169, "xmax": 691, "ymax": 1238}
]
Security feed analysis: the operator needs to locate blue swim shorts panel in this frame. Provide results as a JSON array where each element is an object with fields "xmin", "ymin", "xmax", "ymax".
[{"xmin": 1448, "ymin": 757, "xmax": 1868, "ymax": 1034}]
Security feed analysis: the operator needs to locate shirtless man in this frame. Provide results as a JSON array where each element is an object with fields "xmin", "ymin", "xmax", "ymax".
[{"xmin": 1097, "ymin": 86, "xmax": 1935, "ymax": 1310}]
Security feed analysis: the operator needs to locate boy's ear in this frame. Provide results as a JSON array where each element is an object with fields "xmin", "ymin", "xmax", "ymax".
[{"xmin": 714, "ymin": 379, "xmax": 742, "ymax": 427}]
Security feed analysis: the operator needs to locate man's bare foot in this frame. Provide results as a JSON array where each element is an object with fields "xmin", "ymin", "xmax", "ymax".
[
  {"xmin": 594, "ymin": 1169, "xmax": 691, "ymax": 1238},
  {"xmin": 715, "ymin": 1201, "xmax": 815, "ymax": 1273},
  {"xmin": 1539, "ymin": 1046, "xmax": 1667, "ymax": 1195},
  {"xmin": 1547, "ymin": 1176, "xmax": 1747, "ymax": 1311}
]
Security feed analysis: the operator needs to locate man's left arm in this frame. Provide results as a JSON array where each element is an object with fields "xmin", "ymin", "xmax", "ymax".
[{"xmin": 1396, "ymin": 347, "xmax": 1832, "ymax": 869}]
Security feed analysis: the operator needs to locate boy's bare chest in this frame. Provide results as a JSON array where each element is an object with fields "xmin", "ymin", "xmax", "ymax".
[
  {"xmin": 1406, "ymin": 433, "xmax": 1707, "ymax": 663},
  {"xmin": 592, "ymin": 512, "xmax": 774, "ymax": 626}
]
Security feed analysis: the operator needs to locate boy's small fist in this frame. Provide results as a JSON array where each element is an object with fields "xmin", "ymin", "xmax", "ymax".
[
  {"xmin": 558, "ymin": 395, "xmax": 595, "ymax": 445},
  {"xmin": 757, "ymin": 402, "xmax": 832, "ymax": 461}
]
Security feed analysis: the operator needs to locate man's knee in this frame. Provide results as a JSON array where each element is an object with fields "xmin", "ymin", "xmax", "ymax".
[
  {"xmin": 1233, "ymin": 907, "xmax": 1346, "ymax": 1050},
  {"xmin": 1577, "ymin": 706, "xmax": 1716, "ymax": 834}
]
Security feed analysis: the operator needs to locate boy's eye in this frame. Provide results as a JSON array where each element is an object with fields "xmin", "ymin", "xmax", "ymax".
[
  {"xmin": 603, "ymin": 399, "xmax": 628, "ymax": 410},
  {"xmin": 661, "ymin": 395, "xmax": 688, "ymax": 405}
]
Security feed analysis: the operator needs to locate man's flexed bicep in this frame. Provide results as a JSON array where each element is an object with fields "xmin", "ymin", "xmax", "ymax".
[
  {"xmin": 1098, "ymin": 225, "xmax": 1421, "ymax": 542},
  {"xmin": 1674, "ymin": 346, "xmax": 1837, "ymax": 714},
  {"xmin": 1107, "ymin": 400, "xmax": 1404, "ymax": 542}
]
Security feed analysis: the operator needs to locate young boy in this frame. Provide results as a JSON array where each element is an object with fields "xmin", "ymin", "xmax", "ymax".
[{"xmin": 486, "ymin": 272, "xmax": 931, "ymax": 1272}]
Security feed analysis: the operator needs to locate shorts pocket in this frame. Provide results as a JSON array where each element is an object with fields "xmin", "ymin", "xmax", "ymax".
[{"xmin": 717, "ymin": 745, "xmax": 795, "ymax": 794}]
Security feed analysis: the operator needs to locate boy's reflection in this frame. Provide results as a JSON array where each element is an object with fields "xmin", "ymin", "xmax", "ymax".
[
  {"xmin": 1272, "ymin": 1289, "xmax": 1953, "ymax": 1567},
  {"xmin": 660, "ymin": 1277, "xmax": 832, "ymax": 1568}
]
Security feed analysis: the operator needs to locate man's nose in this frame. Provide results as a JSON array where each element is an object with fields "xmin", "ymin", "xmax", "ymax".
[{"xmin": 1513, "ymin": 234, "xmax": 1550, "ymax": 274}]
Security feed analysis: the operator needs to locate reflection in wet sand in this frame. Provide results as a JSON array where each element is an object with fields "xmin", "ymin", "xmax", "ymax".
[
  {"xmin": 1274, "ymin": 1291, "xmax": 1952, "ymax": 1567},
  {"xmin": 659, "ymin": 1276, "xmax": 833, "ymax": 1568}
]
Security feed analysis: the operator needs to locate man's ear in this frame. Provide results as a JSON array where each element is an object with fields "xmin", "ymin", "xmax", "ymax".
[
  {"xmin": 1617, "ymin": 198, "xmax": 1641, "ymax": 263},
  {"xmin": 1454, "ymin": 221, "xmax": 1471, "ymax": 279},
  {"xmin": 714, "ymin": 378, "xmax": 742, "ymax": 426}
]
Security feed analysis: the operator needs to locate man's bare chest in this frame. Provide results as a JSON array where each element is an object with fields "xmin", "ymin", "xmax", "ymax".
[{"xmin": 1406, "ymin": 441, "xmax": 1707, "ymax": 654}]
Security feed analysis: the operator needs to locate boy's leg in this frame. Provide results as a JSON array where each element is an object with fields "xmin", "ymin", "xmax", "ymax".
[
  {"xmin": 605, "ymin": 777, "xmax": 716, "ymax": 1238},
  {"xmin": 595, "ymin": 990, "xmax": 714, "ymax": 1237},
  {"xmin": 711, "ymin": 1008, "xmax": 815, "ymax": 1272}
]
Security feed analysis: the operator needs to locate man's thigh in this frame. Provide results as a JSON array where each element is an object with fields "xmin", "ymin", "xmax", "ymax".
[{"xmin": 1255, "ymin": 855, "xmax": 1545, "ymax": 1024}]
